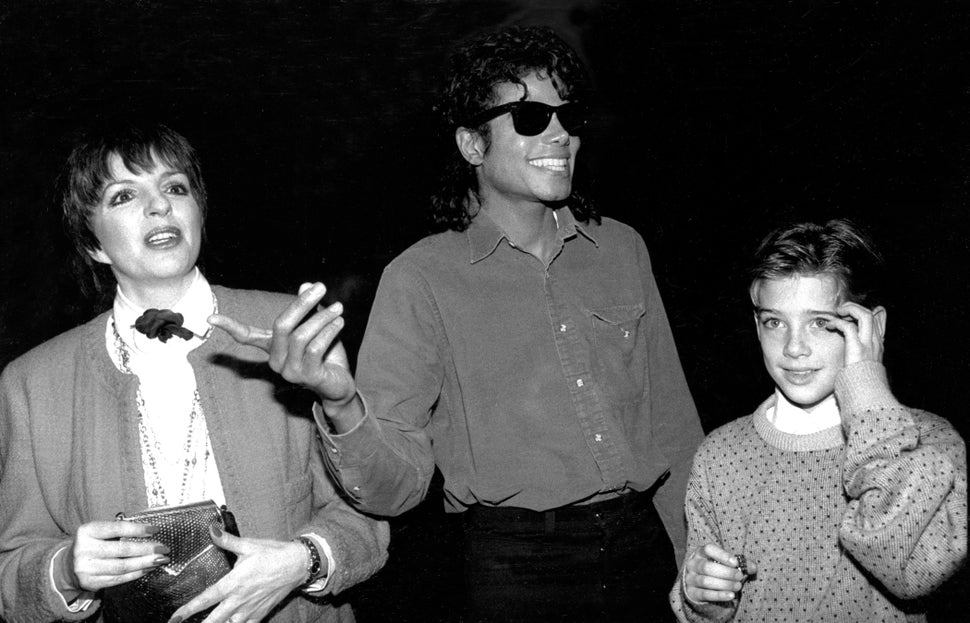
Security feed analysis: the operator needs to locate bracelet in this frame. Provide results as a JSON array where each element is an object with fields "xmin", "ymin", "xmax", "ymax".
[{"xmin": 295, "ymin": 536, "xmax": 322, "ymax": 586}]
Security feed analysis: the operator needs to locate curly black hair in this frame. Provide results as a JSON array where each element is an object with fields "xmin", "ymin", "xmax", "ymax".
[{"xmin": 430, "ymin": 25, "xmax": 599, "ymax": 232}]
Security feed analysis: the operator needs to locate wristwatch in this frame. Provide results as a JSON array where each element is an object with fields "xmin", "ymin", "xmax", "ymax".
[{"xmin": 295, "ymin": 536, "xmax": 322, "ymax": 586}]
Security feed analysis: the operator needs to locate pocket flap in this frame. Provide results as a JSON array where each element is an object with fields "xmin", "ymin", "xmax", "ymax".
[{"xmin": 591, "ymin": 303, "xmax": 645, "ymax": 326}]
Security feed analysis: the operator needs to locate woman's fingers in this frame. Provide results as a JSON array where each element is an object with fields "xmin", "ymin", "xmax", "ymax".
[
  {"xmin": 70, "ymin": 521, "xmax": 172, "ymax": 591},
  {"xmin": 208, "ymin": 314, "xmax": 273, "ymax": 352}
]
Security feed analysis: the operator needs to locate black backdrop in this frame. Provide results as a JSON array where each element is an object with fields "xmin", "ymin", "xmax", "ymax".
[{"xmin": 1, "ymin": 1, "xmax": 967, "ymax": 621}]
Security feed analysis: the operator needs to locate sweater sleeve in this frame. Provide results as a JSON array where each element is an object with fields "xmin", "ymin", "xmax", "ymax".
[
  {"xmin": 837, "ymin": 361, "xmax": 968, "ymax": 600},
  {"xmin": 0, "ymin": 361, "xmax": 97, "ymax": 622},
  {"xmin": 669, "ymin": 444, "xmax": 738, "ymax": 623}
]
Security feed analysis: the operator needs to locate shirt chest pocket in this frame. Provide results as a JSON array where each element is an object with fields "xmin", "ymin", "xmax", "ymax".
[{"xmin": 589, "ymin": 304, "xmax": 646, "ymax": 404}]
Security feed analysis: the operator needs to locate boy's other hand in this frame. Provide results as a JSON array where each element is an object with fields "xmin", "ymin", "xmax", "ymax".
[{"xmin": 682, "ymin": 543, "xmax": 756, "ymax": 605}]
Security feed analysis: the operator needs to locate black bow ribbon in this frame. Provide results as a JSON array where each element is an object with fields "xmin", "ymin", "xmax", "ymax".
[{"xmin": 133, "ymin": 309, "xmax": 196, "ymax": 343}]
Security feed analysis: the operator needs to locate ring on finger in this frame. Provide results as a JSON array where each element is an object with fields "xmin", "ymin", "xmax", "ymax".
[{"xmin": 734, "ymin": 553, "xmax": 748, "ymax": 577}]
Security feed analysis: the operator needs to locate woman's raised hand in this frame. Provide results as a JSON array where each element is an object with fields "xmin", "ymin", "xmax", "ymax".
[{"xmin": 208, "ymin": 282, "xmax": 356, "ymax": 407}]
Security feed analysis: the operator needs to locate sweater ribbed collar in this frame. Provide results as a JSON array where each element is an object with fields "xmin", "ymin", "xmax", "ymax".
[{"xmin": 753, "ymin": 394, "xmax": 845, "ymax": 452}]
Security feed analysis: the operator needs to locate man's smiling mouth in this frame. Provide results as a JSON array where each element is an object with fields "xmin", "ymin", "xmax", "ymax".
[{"xmin": 529, "ymin": 158, "xmax": 568, "ymax": 172}]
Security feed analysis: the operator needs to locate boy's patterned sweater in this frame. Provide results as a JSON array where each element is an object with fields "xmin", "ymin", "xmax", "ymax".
[{"xmin": 670, "ymin": 362, "xmax": 967, "ymax": 622}]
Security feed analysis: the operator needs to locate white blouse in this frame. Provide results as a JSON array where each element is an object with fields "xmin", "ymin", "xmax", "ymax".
[{"xmin": 105, "ymin": 268, "xmax": 226, "ymax": 507}]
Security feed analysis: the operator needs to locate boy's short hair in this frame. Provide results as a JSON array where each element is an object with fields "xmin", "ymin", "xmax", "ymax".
[{"xmin": 749, "ymin": 219, "xmax": 885, "ymax": 308}]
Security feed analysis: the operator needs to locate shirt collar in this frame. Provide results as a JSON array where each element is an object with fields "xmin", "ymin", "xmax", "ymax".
[
  {"xmin": 766, "ymin": 387, "xmax": 841, "ymax": 435},
  {"xmin": 113, "ymin": 268, "xmax": 214, "ymax": 354},
  {"xmin": 465, "ymin": 207, "xmax": 598, "ymax": 264}
]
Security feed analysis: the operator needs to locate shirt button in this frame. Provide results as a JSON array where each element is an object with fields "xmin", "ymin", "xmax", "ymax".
[
  {"xmin": 594, "ymin": 434, "xmax": 603, "ymax": 442},
  {"xmin": 560, "ymin": 324, "xmax": 567, "ymax": 332},
  {"xmin": 576, "ymin": 379, "xmax": 584, "ymax": 387},
  {"xmin": 353, "ymin": 486, "xmax": 360, "ymax": 491}
]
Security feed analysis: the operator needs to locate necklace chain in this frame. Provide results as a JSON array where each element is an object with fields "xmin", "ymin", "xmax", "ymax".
[{"xmin": 110, "ymin": 295, "xmax": 217, "ymax": 507}]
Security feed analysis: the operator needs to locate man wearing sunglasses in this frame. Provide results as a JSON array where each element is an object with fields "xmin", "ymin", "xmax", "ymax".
[{"xmin": 215, "ymin": 24, "xmax": 703, "ymax": 622}]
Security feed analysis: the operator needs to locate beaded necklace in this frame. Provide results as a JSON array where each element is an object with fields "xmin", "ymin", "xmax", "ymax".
[{"xmin": 110, "ymin": 312, "xmax": 213, "ymax": 508}]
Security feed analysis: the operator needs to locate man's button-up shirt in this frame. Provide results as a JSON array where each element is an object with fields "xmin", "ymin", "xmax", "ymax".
[{"xmin": 319, "ymin": 208, "xmax": 703, "ymax": 555}]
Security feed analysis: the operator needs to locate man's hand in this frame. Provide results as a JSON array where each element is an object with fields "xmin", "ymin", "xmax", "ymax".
[
  {"xmin": 682, "ymin": 544, "xmax": 756, "ymax": 605},
  {"xmin": 167, "ymin": 525, "xmax": 319, "ymax": 623},
  {"xmin": 208, "ymin": 282, "xmax": 356, "ymax": 408},
  {"xmin": 58, "ymin": 521, "xmax": 169, "ymax": 594},
  {"xmin": 826, "ymin": 302, "xmax": 887, "ymax": 366}
]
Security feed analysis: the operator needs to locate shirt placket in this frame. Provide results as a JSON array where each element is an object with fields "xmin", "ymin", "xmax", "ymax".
[{"xmin": 544, "ymin": 269, "xmax": 626, "ymax": 492}]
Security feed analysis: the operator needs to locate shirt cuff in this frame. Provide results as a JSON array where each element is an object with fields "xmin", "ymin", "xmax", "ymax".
[
  {"xmin": 300, "ymin": 533, "xmax": 335, "ymax": 593},
  {"xmin": 50, "ymin": 547, "xmax": 95, "ymax": 613},
  {"xmin": 312, "ymin": 395, "xmax": 368, "ymax": 438},
  {"xmin": 314, "ymin": 393, "xmax": 385, "ymax": 469}
]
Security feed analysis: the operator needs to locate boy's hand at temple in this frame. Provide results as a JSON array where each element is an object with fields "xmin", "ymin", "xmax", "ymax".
[{"xmin": 825, "ymin": 301, "xmax": 886, "ymax": 366}]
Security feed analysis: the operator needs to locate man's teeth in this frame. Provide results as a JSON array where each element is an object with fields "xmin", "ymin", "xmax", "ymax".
[{"xmin": 530, "ymin": 158, "xmax": 568, "ymax": 170}]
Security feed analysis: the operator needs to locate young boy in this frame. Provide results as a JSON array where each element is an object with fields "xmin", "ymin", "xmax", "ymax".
[{"xmin": 670, "ymin": 219, "xmax": 967, "ymax": 622}]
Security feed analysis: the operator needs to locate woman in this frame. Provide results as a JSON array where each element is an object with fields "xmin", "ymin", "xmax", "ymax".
[{"xmin": 0, "ymin": 122, "xmax": 388, "ymax": 623}]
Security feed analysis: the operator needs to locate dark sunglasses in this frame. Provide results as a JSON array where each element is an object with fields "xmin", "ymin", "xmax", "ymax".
[{"xmin": 465, "ymin": 101, "xmax": 588, "ymax": 137}]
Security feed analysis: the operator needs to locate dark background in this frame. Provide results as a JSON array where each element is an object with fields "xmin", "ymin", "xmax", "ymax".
[{"xmin": 1, "ymin": 0, "xmax": 967, "ymax": 620}]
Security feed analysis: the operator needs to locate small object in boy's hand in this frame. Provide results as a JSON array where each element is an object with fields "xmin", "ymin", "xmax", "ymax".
[{"xmin": 734, "ymin": 553, "xmax": 749, "ymax": 577}]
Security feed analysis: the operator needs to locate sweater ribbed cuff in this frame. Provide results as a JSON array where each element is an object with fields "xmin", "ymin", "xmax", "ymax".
[{"xmin": 835, "ymin": 361, "xmax": 897, "ymax": 413}]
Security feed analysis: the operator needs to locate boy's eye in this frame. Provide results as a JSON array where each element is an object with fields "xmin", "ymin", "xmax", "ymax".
[{"xmin": 810, "ymin": 317, "xmax": 831, "ymax": 330}]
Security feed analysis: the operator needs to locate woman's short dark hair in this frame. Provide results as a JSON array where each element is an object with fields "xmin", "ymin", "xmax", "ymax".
[
  {"xmin": 61, "ymin": 122, "xmax": 207, "ymax": 300},
  {"xmin": 749, "ymin": 219, "xmax": 885, "ymax": 308},
  {"xmin": 431, "ymin": 25, "xmax": 598, "ymax": 232}
]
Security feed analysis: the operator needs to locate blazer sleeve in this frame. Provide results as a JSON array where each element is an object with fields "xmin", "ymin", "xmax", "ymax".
[
  {"xmin": 0, "ymin": 360, "xmax": 97, "ymax": 622},
  {"xmin": 214, "ymin": 287, "xmax": 391, "ymax": 597},
  {"xmin": 296, "ymin": 439, "xmax": 390, "ymax": 595}
]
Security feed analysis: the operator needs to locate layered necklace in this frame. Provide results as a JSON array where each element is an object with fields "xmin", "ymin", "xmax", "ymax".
[{"xmin": 110, "ymin": 301, "xmax": 215, "ymax": 508}]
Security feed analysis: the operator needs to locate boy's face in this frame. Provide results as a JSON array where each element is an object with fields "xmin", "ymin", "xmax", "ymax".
[{"xmin": 752, "ymin": 273, "xmax": 846, "ymax": 411}]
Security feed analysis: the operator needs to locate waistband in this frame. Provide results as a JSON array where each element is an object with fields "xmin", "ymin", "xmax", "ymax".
[{"xmin": 461, "ymin": 486, "xmax": 658, "ymax": 530}]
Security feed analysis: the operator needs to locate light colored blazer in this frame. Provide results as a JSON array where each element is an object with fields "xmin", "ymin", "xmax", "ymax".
[{"xmin": 0, "ymin": 286, "xmax": 389, "ymax": 623}]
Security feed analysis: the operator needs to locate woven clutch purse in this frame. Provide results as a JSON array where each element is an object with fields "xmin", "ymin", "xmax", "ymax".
[{"xmin": 102, "ymin": 500, "xmax": 239, "ymax": 623}]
